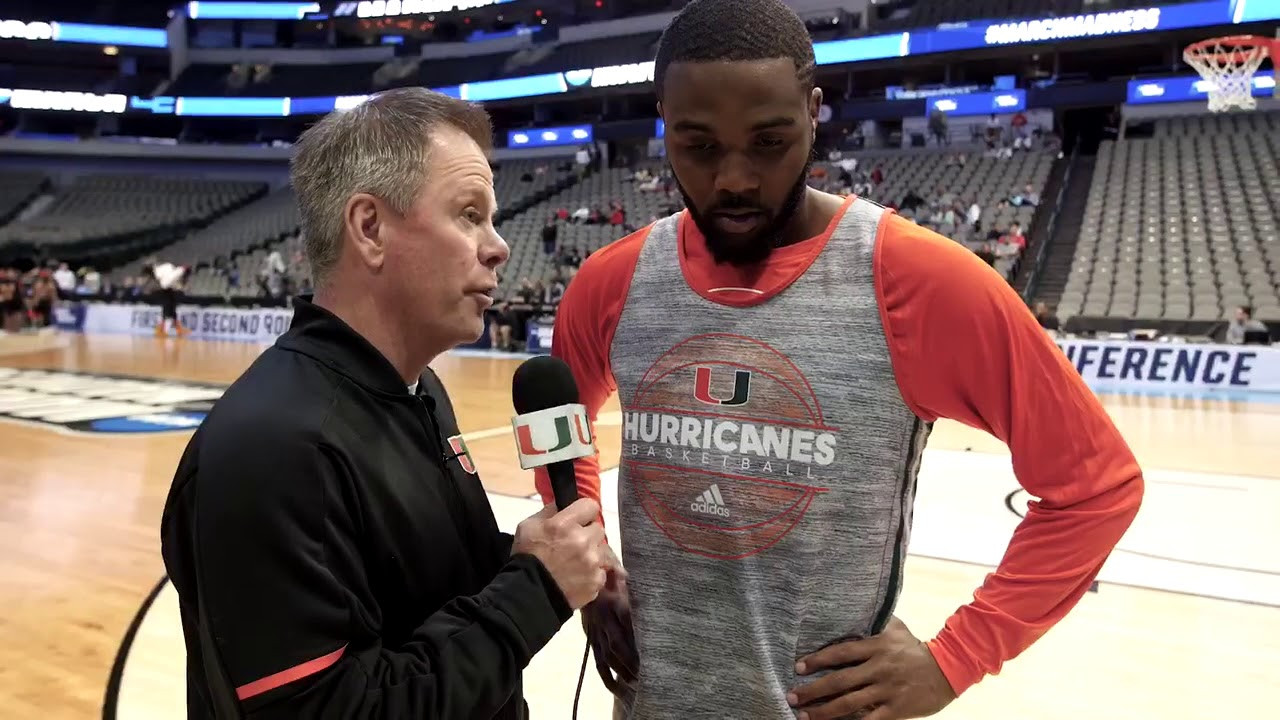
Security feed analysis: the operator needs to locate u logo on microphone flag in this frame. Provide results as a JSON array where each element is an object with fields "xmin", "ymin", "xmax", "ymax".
[
  {"xmin": 511, "ymin": 403, "xmax": 598, "ymax": 470},
  {"xmin": 515, "ymin": 414, "xmax": 593, "ymax": 456}
]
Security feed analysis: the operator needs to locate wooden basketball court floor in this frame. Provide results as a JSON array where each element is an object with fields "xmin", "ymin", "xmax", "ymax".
[{"xmin": 1, "ymin": 332, "xmax": 1277, "ymax": 720}]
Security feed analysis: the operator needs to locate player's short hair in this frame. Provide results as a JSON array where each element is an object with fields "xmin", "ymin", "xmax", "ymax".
[
  {"xmin": 653, "ymin": 0, "xmax": 816, "ymax": 100},
  {"xmin": 290, "ymin": 87, "xmax": 492, "ymax": 286}
]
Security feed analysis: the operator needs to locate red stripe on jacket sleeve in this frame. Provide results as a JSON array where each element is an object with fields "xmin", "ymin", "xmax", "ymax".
[{"xmin": 235, "ymin": 644, "xmax": 347, "ymax": 700}]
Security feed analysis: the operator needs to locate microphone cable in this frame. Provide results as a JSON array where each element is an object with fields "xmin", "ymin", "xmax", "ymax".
[{"xmin": 572, "ymin": 638, "xmax": 590, "ymax": 720}]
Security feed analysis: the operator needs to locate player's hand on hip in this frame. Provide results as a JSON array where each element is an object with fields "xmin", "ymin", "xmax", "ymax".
[
  {"xmin": 513, "ymin": 499, "xmax": 607, "ymax": 610},
  {"xmin": 787, "ymin": 616, "xmax": 956, "ymax": 720},
  {"xmin": 581, "ymin": 543, "xmax": 638, "ymax": 697}
]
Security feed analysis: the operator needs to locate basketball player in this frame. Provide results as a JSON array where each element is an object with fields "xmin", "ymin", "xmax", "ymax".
[
  {"xmin": 536, "ymin": 1, "xmax": 1145, "ymax": 718},
  {"xmin": 146, "ymin": 259, "xmax": 189, "ymax": 336}
]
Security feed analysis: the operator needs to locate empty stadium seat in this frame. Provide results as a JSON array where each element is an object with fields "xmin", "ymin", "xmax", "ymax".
[{"xmin": 1059, "ymin": 110, "xmax": 1280, "ymax": 324}]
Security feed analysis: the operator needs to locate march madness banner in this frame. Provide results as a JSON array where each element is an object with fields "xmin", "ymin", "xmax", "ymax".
[{"xmin": 1056, "ymin": 339, "xmax": 1280, "ymax": 393}]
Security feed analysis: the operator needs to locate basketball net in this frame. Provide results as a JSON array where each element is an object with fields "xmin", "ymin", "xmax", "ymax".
[{"xmin": 1183, "ymin": 35, "xmax": 1273, "ymax": 112}]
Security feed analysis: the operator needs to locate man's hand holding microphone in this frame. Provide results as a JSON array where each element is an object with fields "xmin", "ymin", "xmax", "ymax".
[
  {"xmin": 512, "ymin": 498, "xmax": 607, "ymax": 609},
  {"xmin": 511, "ymin": 356, "xmax": 639, "ymax": 692}
]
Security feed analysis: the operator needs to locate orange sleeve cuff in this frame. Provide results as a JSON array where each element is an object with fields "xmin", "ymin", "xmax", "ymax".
[{"xmin": 926, "ymin": 633, "xmax": 984, "ymax": 697}]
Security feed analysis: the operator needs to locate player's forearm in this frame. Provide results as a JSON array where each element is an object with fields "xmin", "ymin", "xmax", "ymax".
[{"xmin": 926, "ymin": 468, "xmax": 1143, "ymax": 695}]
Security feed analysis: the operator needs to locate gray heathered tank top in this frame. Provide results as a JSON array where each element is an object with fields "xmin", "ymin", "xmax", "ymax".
[{"xmin": 607, "ymin": 197, "xmax": 931, "ymax": 718}]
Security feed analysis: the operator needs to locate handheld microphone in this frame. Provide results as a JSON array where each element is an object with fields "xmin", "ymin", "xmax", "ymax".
[{"xmin": 511, "ymin": 355, "xmax": 596, "ymax": 511}]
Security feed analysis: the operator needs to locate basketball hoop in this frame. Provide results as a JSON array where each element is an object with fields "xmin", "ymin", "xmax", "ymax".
[{"xmin": 1183, "ymin": 35, "xmax": 1274, "ymax": 112}]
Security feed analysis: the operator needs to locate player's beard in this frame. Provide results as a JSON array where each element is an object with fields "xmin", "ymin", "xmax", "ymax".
[{"xmin": 678, "ymin": 157, "xmax": 813, "ymax": 268}]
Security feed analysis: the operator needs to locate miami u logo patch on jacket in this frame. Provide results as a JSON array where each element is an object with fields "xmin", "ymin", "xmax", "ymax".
[{"xmin": 446, "ymin": 435, "xmax": 476, "ymax": 474}]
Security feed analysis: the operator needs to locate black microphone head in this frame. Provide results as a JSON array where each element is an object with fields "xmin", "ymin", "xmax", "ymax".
[{"xmin": 512, "ymin": 355, "xmax": 579, "ymax": 414}]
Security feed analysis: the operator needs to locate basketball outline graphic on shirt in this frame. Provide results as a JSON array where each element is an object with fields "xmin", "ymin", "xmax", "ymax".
[{"xmin": 623, "ymin": 333, "xmax": 831, "ymax": 560}]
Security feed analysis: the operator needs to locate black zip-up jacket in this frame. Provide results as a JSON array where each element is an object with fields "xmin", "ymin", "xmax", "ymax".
[{"xmin": 160, "ymin": 297, "xmax": 572, "ymax": 719}]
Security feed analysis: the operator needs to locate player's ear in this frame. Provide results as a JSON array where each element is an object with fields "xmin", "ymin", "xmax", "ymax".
[{"xmin": 808, "ymin": 87, "xmax": 823, "ymax": 134}]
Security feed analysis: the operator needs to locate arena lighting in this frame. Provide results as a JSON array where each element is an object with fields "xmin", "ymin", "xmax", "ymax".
[
  {"xmin": 0, "ymin": 19, "xmax": 166, "ymax": 46},
  {"xmin": 0, "ymin": 88, "xmax": 127, "ymax": 113},
  {"xmin": 0, "ymin": 19, "xmax": 54, "ymax": 41},
  {"xmin": 506, "ymin": 123, "xmax": 592, "ymax": 148}
]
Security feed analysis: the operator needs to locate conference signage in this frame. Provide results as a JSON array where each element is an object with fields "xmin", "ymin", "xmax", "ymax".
[{"xmin": 1056, "ymin": 339, "xmax": 1280, "ymax": 393}]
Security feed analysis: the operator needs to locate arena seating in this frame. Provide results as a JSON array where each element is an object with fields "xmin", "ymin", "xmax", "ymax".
[
  {"xmin": 497, "ymin": 163, "xmax": 680, "ymax": 294},
  {"xmin": 142, "ymin": 160, "xmax": 571, "ymax": 299},
  {"xmin": 109, "ymin": 188, "xmax": 300, "ymax": 292},
  {"xmin": 850, "ymin": 149, "xmax": 1050, "ymax": 245},
  {"xmin": 1058, "ymin": 112, "xmax": 1280, "ymax": 323},
  {"xmin": 0, "ymin": 170, "xmax": 49, "ymax": 226},
  {"xmin": 0, "ymin": 174, "xmax": 264, "ymax": 250}
]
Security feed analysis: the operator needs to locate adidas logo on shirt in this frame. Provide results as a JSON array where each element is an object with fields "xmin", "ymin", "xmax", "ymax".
[{"xmin": 690, "ymin": 484, "xmax": 730, "ymax": 517}]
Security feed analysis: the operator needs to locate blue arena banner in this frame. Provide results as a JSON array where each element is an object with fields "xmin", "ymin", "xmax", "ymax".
[
  {"xmin": 175, "ymin": 96, "xmax": 290, "ymax": 116},
  {"xmin": 1057, "ymin": 339, "xmax": 1280, "ymax": 393},
  {"xmin": 1127, "ymin": 73, "xmax": 1276, "ymax": 104},
  {"xmin": 909, "ymin": 1, "xmax": 1280, "ymax": 55},
  {"xmin": 928, "ymin": 89, "xmax": 1026, "ymax": 117},
  {"xmin": 186, "ymin": 2, "xmax": 320, "ymax": 20}
]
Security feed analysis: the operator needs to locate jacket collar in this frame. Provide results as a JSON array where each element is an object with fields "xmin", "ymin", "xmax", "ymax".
[{"xmin": 277, "ymin": 296, "xmax": 423, "ymax": 399}]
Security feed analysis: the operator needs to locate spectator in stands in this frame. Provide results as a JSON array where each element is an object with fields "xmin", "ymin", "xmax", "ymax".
[
  {"xmin": 488, "ymin": 301, "xmax": 515, "ymax": 351},
  {"xmin": 1004, "ymin": 222, "xmax": 1026, "ymax": 251},
  {"xmin": 1011, "ymin": 111, "xmax": 1030, "ymax": 150},
  {"xmin": 53, "ymin": 262, "xmax": 76, "ymax": 299},
  {"xmin": 609, "ymin": 201, "xmax": 627, "ymax": 228},
  {"xmin": 571, "ymin": 206, "xmax": 591, "ymax": 223},
  {"xmin": 1, "ymin": 271, "xmax": 25, "ymax": 333},
  {"xmin": 541, "ymin": 219, "xmax": 559, "ymax": 256},
  {"xmin": 512, "ymin": 277, "xmax": 536, "ymax": 304},
  {"xmin": 545, "ymin": 273, "xmax": 567, "ymax": 305},
  {"xmin": 928, "ymin": 108, "xmax": 949, "ymax": 146},
  {"xmin": 26, "ymin": 270, "xmax": 56, "ymax": 329},
  {"xmin": 1226, "ymin": 306, "xmax": 1270, "ymax": 344},
  {"xmin": 1012, "ymin": 184, "xmax": 1039, "ymax": 207},
  {"xmin": 1033, "ymin": 302, "xmax": 1060, "ymax": 332},
  {"xmin": 79, "ymin": 266, "xmax": 102, "ymax": 295},
  {"xmin": 985, "ymin": 113, "xmax": 1002, "ymax": 147},
  {"xmin": 899, "ymin": 188, "xmax": 925, "ymax": 213},
  {"xmin": 870, "ymin": 163, "xmax": 884, "ymax": 186},
  {"xmin": 975, "ymin": 242, "xmax": 997, "ymax": 268}
]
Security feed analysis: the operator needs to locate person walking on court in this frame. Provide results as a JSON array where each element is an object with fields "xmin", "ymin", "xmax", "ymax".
[
  {"xmin": 161, "ymin": 88, "xmax": 607, "ymax": 719},
  {"xmin": 536, "ymin": 2, "xmax": 1145, "ymax": 719}
]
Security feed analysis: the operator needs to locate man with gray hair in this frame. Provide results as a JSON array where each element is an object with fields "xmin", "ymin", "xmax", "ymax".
[{"xmin": 161, "ymin": 87, "xmax": 607, "ymax": 719}]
